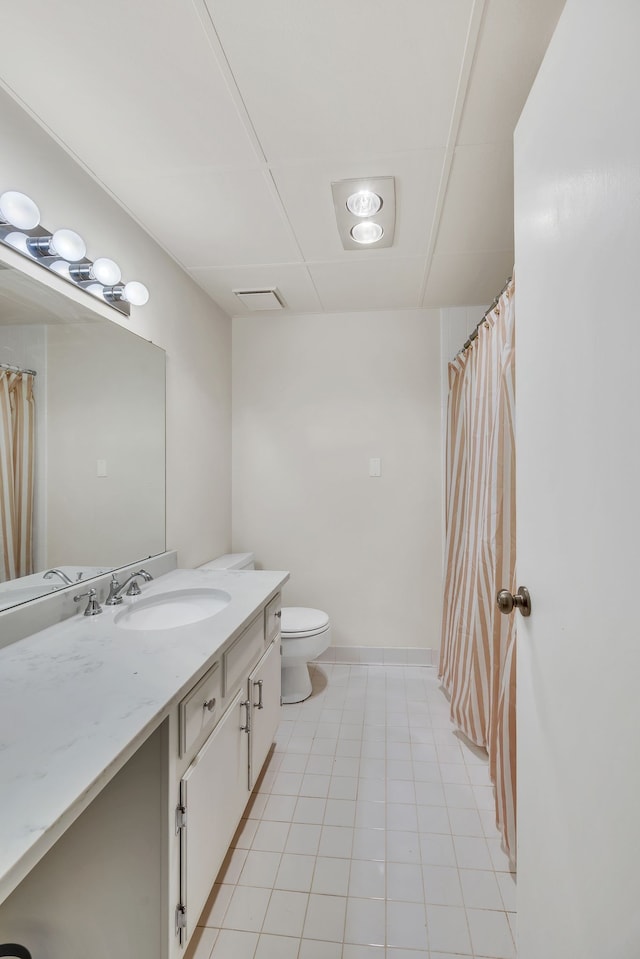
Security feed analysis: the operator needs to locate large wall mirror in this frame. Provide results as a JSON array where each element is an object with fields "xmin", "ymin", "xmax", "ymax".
[{"xmin": 0, "ymin": 258, "xmax": 165, "ymax": 612}]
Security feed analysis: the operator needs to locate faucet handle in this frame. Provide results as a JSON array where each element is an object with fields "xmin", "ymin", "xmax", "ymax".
[{"xmin": 73, "ymin": 587, "xmax": 102, "ymax": 616}]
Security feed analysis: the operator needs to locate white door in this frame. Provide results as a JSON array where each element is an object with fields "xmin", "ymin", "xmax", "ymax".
[{"xmin": 514, "ymin": 2, "xmax": 640, "ymax": 957}]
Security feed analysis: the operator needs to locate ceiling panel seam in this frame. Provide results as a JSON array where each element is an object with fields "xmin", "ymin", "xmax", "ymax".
[
  {"xmin": 0, "ymin": 78, "xmax": 200, "ymax": 284},
  {"xmin": 192, "ymin": 0, "xmax": 314, "ymax": 275},
  {"xmin": 419, "ymin": 0, "xmax": 488, "ymax": 306}
]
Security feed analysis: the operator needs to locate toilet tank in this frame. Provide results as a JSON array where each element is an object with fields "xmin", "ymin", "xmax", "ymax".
[{"xmin": 198, "ymin": 552, "xmax": 255, "ymax": 571}]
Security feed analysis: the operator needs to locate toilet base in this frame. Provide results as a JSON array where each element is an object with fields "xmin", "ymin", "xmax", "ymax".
[{"xmin": 281, "ymin": 662, "xmax": 313, "ymax": 704}]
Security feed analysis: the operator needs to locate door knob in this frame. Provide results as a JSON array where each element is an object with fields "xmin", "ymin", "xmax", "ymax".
[{"xmin": 496, "ymin": 586, "xmax": 532, "ymax": 617}]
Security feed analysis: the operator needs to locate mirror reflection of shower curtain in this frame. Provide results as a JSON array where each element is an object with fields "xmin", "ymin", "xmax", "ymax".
[
  {"xmin": 0, "ymin": 370, "xmax": 35, "ymax": 582},
  {"xmin": 439, "ymin": 278, "xmax": 517, "ymax": 865}
]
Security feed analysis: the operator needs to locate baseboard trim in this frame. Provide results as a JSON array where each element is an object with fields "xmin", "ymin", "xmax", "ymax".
[{"xmin": 314, "ymin": 646, "xmax": 439, "ymax": 667}]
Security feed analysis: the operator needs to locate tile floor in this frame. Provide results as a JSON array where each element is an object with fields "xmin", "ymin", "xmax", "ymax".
[{"xmin": 188, "ymin": 663, "xmax": 516, "ymax": 959}]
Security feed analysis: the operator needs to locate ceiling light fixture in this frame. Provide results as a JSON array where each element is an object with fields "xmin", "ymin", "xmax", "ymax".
[
  {"xmin": 346, "ymin": 190, "xmax": 382, "ymax": 218},
  {"xmin": 350, "ymin": 222, "xmax": 384, "ymax": 244},
  {"xmin": 332, "ymin": 177, "xmax": 396, "ymax": 250},
  {"xmin": 0, "ymin": 188, "xmax": 149, "ymax": 316}
]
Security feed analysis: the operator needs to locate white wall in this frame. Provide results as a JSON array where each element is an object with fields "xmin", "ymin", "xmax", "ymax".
[
  {"xmin": 232, "ymin": 309, "xmax": 442, "ymax": 650},
  {"xmin": 0, "ymin": 88, "xmax": 232, "ymax": 567}
]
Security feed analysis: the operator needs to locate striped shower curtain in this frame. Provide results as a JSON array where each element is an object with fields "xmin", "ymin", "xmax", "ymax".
[
  {"xmin": 0, "ymin": 369, "xmax": 36, "ymax": 582},
  {"xmin": 439, "ymin": 278, "xmax": 517, "ymax": 864}
]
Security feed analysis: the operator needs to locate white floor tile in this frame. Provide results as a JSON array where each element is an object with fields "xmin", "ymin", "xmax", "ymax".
[
  {"xmin": 284, "ymin": 823, "xmax": 321, "ymax": 855},
  {"xmin": 422, "ymin": 864, "xmax": 464, "ymax": 907},
  {"xmin": 299, "ymin": 938, "xmax": 343, "ymax": 958},
  {"xmin": 344, "ymin": 896, "xmax": 386, "ymax": 946},
  {"xmin": 252, "ymin": 820, "xmax": 290, "ymax": 853},
  {"xmin": 311, "ymin": 856, "xmax": 351, "ymax": 896},
  {"xmin": 303, "ymin": 893, "xmax": 347, "ymax": 941},
  {"xmin": 467, "ymin": 906, "xmax": 516, "ymax": 958},
  {"xmin": 293, "ymin": 797, "xmax": 326, "ymax": 824},
  {"xmin": 449, "ymin": 807, "xmax": 484, "ymax": 837},
  {"xmin": 221, "ymin": 884, "xmax": 270, "ymax": 932},
  {"xmin": 199, "ymin": 883, "xmax": 233, "ymax": 927},
  {"xmin": 386, "ymin": 861, "xmax": 423, "ymax": 903},
  {"xmin": 318, "ymin": 824, "xmax": 354, "ymax": 859},
  {"xmin": 209, "ymin": 929, "xmax": 258, "ymax": 959},
  {"xmin": 497, "ymin": 871, "xmax": 517, "ymax": 913},
  {"xmin": 426, "ymin": 904, "xmax": 473, "ymax": 955},
  {"xmin": 262, "ymin": 794, "xmax": 298, "ymax": 822},
  {"xmin": 186, "ymin": 926, "xmax": 217, "ymax": 959},
  {"xmin": 386, "ymin": 899, "xmax": 429, "ymax": 950},
  {"xmin": 459, "ymin": 868, "xmax": 504, "ymax": 910},
  {"xmin": 341, "ymin": 945, "xmax": 385, "ymax": 958},
  {"xmin": 453, "ymin": 835, "xmax": 494, "ymax": 870},
  {"xmin": 238, "ymin": 850, "xmax": 282, "ymax": 888},
  {"xmin": 352, "ymin": 827, "xmax": 386, "ymax": 861},
  {"xmin": 348, "ymin": 858, "xmax": 385, "ymax": 899},
  {"xmin": 419, "ymin": 833, "xmax": 457, "ymax": 868},
  {"xmin": 275, "ymin": 853, "xmax": 315, "ymax": 892},
  {"xmin": 254, "ymin": 933, "xmax": 299, "ymax": 959},
  {"xmin": 261, "ymin": 889, "xmax": 308, "ymax": 938}
]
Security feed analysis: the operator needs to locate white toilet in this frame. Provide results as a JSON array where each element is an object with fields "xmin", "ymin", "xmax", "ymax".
[
  {"xmin": 279, "ymin": 606, "xmax": 331, "ymax": 703},
  {"xmin": 198, "ymin": 553, "xmax": 331, "ymax": 703}
]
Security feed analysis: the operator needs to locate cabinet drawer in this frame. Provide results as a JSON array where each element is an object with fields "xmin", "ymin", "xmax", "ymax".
[
  {"xmin": 223, "ymin": 613, "xmax": 264, "ymax": 696},
  {"xmin": 265, "ymin": 593, "xmax": 282, "ymax": 645},
  {"xmin": 179, "ymin": 661, "xmax": 221, "ymax": 757}
]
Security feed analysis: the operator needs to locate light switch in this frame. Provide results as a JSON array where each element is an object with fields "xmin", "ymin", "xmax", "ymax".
[
  {"xmin": 97, "ymin": 459, "xmax": 107, "ymax": 477},
  {"xmin": 369, "ymin": 457, "xmax": 381, "ymax": 477}
]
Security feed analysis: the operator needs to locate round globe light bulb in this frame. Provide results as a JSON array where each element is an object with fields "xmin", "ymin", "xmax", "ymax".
[
  {"xmin": 49, "ymin": 260, "xmax": 71, "ymax": 278},
  {"xmin": 50, "ymin": 228, "xmax": 86, "ymax": 261},
  {"xmin": 350, "ymin": 221, "xmax": 384, "ymax": 244},
  {"xmin": 3, "ymin": 232, "xmax": 31, "ymax": 255},
  {"xmin": 346, "ymin": 190, "xmax": 382, "ymax": 218},
  {"xmin": 123, "ymin": 281, "xmax": 149, "ymax": 306},
  {"xmin": 92, "ymin": 257, "xmax": 121, "ymax": 285},
  {"xmin": 0, "ymin": 191, "xmax": 40, "ymax": 230},
  {"xmin": 86, "ymin": 283, "xmax": 106, "ymax": 299}
]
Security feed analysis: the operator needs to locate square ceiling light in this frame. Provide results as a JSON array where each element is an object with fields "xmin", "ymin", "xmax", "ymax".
[
  {"xmin": 233, "ymin": 288, "xmax": 285, "ymax": 311},
  {"xmin": 331, "ymin": 176, "xmax": 395, "ymax": 250}
]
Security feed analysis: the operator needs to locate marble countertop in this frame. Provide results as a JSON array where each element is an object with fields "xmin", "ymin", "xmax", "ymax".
[{"xmin": 0, "ymin": 566, "xmax": 288, "ymax": 904}]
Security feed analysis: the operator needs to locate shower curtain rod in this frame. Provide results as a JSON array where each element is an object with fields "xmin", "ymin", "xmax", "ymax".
[
  {"xmin": 0, "ymin": 361, "xmax": 37, "ymax": 377},
  {"xmin": 458, "ymin": 275, "xmax": 513, "ymax": 355}
]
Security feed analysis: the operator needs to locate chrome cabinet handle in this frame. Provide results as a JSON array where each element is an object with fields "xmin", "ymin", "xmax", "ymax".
[
  {"xmin": 496, "ymin": 586, "xmax": 532, "ymax": 617},
  {"xmin": 253, "ymin": 679, "xmax": 264, "ymax": 709},
  {"xmin": 274, "ymin": 610, "xmax": 281, "ymax": 619},
  {"xmin": 203, "ymin": 697, "xmax": 216, "ymax": 712},
  {"xmin": 240, "ymin": 699, "xmax": 251, "ymax": 732}
]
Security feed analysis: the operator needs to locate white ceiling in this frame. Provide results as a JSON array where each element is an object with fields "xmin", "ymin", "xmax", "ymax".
[{"xmin": 0, "ymin": 0, "xmax": 564, "ymax": 318}]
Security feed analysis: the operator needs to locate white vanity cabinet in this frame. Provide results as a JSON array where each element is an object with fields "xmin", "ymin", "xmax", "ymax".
[{"xmin": 174, "ymin": 595, "xmax": 282, "ymax": 948}]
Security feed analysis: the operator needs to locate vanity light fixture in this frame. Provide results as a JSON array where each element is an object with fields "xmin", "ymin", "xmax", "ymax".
[
  {"xmin": 0, "ymin": 188, "xmax": 149, "ymax": 316},
  {"xmin": 103, "ymin": 281, "xmax": 150, "ymax": 306},
  {"xmin": 0, "ymin": 190, "xmax": 40, "ymax": 230},
  {"xmin": 27, "ymin": 228, "xmax": 86, "ymax": 262},
  {"xmin": 331, "ymin": 176, "xmax": 395, "ymax": 250},
  {"xmin": 69, "ymin": 256, "xmax": 121, "ymax": 286}
]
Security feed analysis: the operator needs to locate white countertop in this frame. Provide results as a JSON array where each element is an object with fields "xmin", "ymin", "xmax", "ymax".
[{"xmin": 0, "ymin": 566, "xmax": 288, "ymax": 904}]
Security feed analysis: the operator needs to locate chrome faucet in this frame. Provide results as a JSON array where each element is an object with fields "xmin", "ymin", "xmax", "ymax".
[
  {"xmin": 105, "ymin": 569, "xmax": 153, "ymax": 606},
  {"xmin": 43, "ymin": 568, "xmax": 74, "ymax": 586}
]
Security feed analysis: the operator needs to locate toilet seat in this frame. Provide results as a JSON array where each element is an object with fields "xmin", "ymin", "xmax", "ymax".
[{"xmin": 281, "ymin": 606, "xmax": 329, "ymax": 639}]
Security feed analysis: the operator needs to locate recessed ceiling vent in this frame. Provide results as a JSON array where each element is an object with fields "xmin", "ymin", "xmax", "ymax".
[{"xmin": 233, "ymin": 288, "xmax": 285, "ymax": 311}]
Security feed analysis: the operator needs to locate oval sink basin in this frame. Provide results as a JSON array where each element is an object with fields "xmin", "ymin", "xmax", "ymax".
[{"xmin": 114, "ymin": 588, "xmax": 231, "ymax": 631}]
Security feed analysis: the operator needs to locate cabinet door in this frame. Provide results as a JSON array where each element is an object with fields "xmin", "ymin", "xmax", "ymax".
[
  {"xmin": 249, "ymin": 637, "xmax": 281, "ymax": 791},
  {"xmin": 179, "ymin": 689, "xmax": 249, "ymax": 943}
]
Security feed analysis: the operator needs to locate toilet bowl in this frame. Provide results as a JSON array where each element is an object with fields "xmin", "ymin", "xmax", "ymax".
[
  {"xmin": 198, "ymin": 554, "xmax": 331, "ymax": 704},
  {"xmin": 280, "ymin": 606, "xmax": 331, "ymax": 704}
]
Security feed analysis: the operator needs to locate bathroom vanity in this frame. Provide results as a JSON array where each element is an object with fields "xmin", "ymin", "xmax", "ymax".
[{"xmin": 0, "ymin": 563, "xmax": 288, "ymax": 958}]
